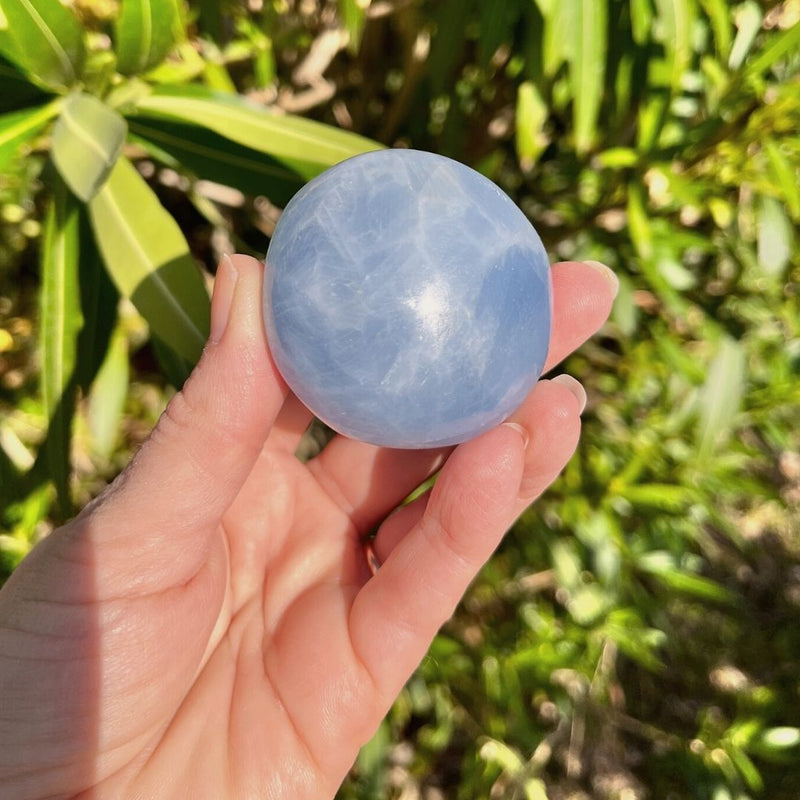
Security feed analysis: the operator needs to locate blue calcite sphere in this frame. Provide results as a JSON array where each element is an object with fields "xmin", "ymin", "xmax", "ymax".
[{"xmin": 263, "ymin": 149, "xmax": 552, "ymax": 449}]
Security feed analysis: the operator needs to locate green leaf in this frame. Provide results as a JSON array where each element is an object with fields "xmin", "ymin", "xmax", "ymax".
[
  {"xmin": 627, "ymin": 180, "xmax": 654, "ymax": 259},
  {"xmin": 88, "ymin": 155, "xmax": 210, "ymax": 365},
  {"xmin": 339, "ymin": 0, "xmax": 369, "ymax": 55},
  {"xmin": 0, "ymin": 0, "xmax": 85, "ymax": 91},
  {"xmin": 637, "ymin": 552, "xmax": 736, "ymax": 603},
  {"xmin": 0, "ymin": 98, "xmax": 61, "ymax": 172},
  {"xmin": 40, "ymin": 176, "xmax": 82, "ymax": 515},
  {"xmin": 698, "ymin": 0, "xmax": 732, "ymax": 61},
  {"xmin": 515, "ymin": 81, "xmax": 548, "ymax": 171},
  {"xmin": 595, "ymin": 147, "xmax": 639, "ymax": 168},
  {"xmin": 128, "ymin": 117, "xmax": 304, "ymax": 204},
  {"xmin": 570, "ymin": 0, "xmax": 607, "ymax": 153},
  {"xmin": 756, "ymin": 195, "xmax": 793, "ymax": 277},
  {"xmin": 764, "ymin": 139, "xmax": 800, "ymax": 220},
  {"xmin": 743, "ymin": 21, "xmax": 800, "ymax": 79},
  {"xmin": 477, "ymin": 0, "xmax": 523, "ymax": 66},
  {"xmin": 726, "ymin": 745, "xmax": 763, "ymax": 792},
  {"xmin": 756, "ymin": 727, "xmax": 800, "ymax": 751},
  {"xmin": 131, "ymin": 84, "xmax": 382, "ymax": 180},
  {"xmin": 51, "ymin": 92, "xmax": 128, "ymax": 202},
  {"xmin": 535, "ymin": 0, "xmax": 574, "ymax": 78},
  {"xmin": 551, "ymin": 539, "xmax": 582, "ymax": 591},
  {"xmin": 629, "ymin": 0, "xmax": 654, "ymax": 46},
  {"xmin": 87, "ymin": 325, "xmax": 128, "ymax": 459},
  {"xmin": 621, "ymin": 483, "xmax": 692, "ymax": 512},
  {"xmin": 76, "ymin": 209, "xmax": 119, "ymax": 392},
  {"xmin": 636, "ymin": 89, "xmax": 670, "ymax": 151},
  {"xmin": 115, "ymin": 0, "xmax": 181, "ymax": 76},
  {"xmin": 728, "ymin": 0, "xmax": 762, "ymax": 71},
  {"xmin": 697, "ymin": 337, "xmax": 746, "ymax": 457},
  {"xmin": 653, "ymin": 0, "xmax": 696, "ymax": 91}
]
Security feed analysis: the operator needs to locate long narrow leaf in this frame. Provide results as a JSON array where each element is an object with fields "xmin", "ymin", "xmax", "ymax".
[
  {"xmin": 515, "ymin": 82, "xmax": 548, "ymax": 170},
  {"xmin": 757, "ymin": 195, "xmax": 793, "ymax": 277},
  {"xmin": 728, "ymin": 0, "xmax": 762, "ymax": 71},
  {"xmin": 654, "ymin": 0, "xmax": 696, "ymax": 91},
  {"xmin": 0, "ymin": 0, "xmax": 85, "ymax": 91},
  {"xmin": 339, "ymin": 0, "xmax": 369, "ymax": 55},
  {"xmin": 764, "ymin": 139, "xmax": 800, "ymax": 220},
  {"xmin": 629, "ymin": 0, "xmax": 654, "ymax": 46},
  {"xmin": 536, "ymin": 0, "xmax": 575, "ymax": 78},
  {"xmin": 0, "ymin": 98, "xmax": 61, "ymax": 172},
  {"xmin": 571, "ymin": 0, "xmax": 607, "ymax": 154},
  {"xmin": 88, "ymin": 155, "xmax": 210, "ymax": 365},
  {"xmin": 87, "ymin": 325, "xmax": 129, "ymax": 459},
  {"xmin": 40, "ymin": 176, "xmax": 82, "ymax": 515},
  {"xmin": 697, "ymin": 337, "xmax": 746, "ymax": 457},
  {"xmin": 128, "ymin": 117, "xmax": 304, "ymax": 203},
  {"xmin": 76, "ymin": 208, "xmax": 119, "ymax": 392},
  {"xmin": 131, "ymin": 84, "xmax": 382, "ymax": 179},
  {"xmin": 743, "ymin": 21, "xmax": 800, "ymax": 79},
  {"xmin": 51, "ymin": 92, "xmax": 127, "ymax": 201},
  {"xmin": 698, "ymin": 0, "xmax": 732, "ymax": 61},
  {"xmin": 115, "ymin": 0, "xmax": 182, "ymax": 76}
]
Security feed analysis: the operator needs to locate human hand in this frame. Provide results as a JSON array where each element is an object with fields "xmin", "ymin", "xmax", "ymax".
[{"xmin": 0, "ymin": 254, "xmax": 616, "ymax": 799}]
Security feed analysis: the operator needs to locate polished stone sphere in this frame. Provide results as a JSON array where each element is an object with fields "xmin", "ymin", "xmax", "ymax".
[{"xmin": 263, "ymin": 149, "xmax": 552, "ymax": 449}]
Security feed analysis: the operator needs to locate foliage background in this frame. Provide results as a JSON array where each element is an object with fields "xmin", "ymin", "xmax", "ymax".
[{"xmin": 1, "ymin": 0, "xmax": 799, "ymax": 798}]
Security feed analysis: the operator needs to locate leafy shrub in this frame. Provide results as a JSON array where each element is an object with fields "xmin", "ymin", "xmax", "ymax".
[{"xmin": 1, "ymin": 1, "xmax": 799, "ymax": 798}]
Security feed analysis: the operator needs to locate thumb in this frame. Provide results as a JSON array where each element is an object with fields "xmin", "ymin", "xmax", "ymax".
[{"xmin": 84, "ymin": 255, "xmax": 288, "ymax": 581}]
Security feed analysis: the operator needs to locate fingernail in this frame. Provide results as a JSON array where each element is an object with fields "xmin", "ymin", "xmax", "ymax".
[
  {"xmin": 210, "ymin": 255, "xmax": 238, "ymax": 343},
  {"xmin": 502, "ymin": 421, "xmax": 530, "ymax": 449},
  {"xmin": 584, "ymin": 260, "xmax": 620, "ymax": 298},
  {"xmin": 551, "ymin": 374, "xmax": 587, "ymax": 414}
]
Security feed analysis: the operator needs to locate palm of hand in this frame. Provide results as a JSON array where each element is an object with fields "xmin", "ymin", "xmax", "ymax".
[
  {"xmin": 0, "ymin": 255, "xmax": 615, "ymax": 800},
  {"xmin": 134, "ymin": 443, "xmax": 396, "ymax": 799}
]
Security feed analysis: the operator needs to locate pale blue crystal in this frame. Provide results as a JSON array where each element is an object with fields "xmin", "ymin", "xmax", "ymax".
[{"xmin": 263, "ymin": 149, "xmax": 552, "ymax": 449}]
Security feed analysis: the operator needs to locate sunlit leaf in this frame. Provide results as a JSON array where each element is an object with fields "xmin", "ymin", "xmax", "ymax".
[
  {"xmin": 621, "ymin": 483, "xmax": 693, "ymax": 512},
  {"xmin": 339, "ymin": 0, "xmax": 369, "ymax": 55},
  {"xmin": 115, "ymin": 0, "xmax": 182, "ymax": 76},
  {"xmin": 757, "ymin": 727, "xmax": 800, "ymax": 751},
  {"xmin": 51, "ymin": 92, "xmax": 127, "ymax": 201},
  {"xmin": 88, "ymin": 155, "xmax": 210, "ymax": 365},
  {"xmin": 0, "ymin": 98, "xmax": 60, "ymax": 172},
  {"xmin": 698, "ymin": 0, "xmax": 733, "ymax": 61},
  {"xmin": 551, "ymin": 539, "xmax": 582, "ymax": 591},
  {"xmin": 726, "ymin": 745, "xmax": 763, "ymax": 792},
  {"xmin": 756, "ymin": 195, "xmax": 793, "ymax": 277},
  {"xmin": 653, "ymin": 0, "xmax": 697, "ymax": 91},
  {"xmin": 763, "ymin": 139, "xmax": 800, "ymax": 220},
  {"xmin": 570, "ymin": 0, "xmax": 607, "ymax": 153},
  {"xmin": 535, "ymin": 0, "xmax": 574, "ymax": 78},
  {"xmin": 742, "ymin": 13, "xmax": 800, "ymax": 78},
  {"xmin": 697, "ymin": 337, "xmax": 746, "ymax": 457},
  {"xmin": 515, "ymin": 81, "xmax": 548, "ymax": 171},
  {"xmin": 0, "ymin": 0, "xmax": 85, "ymax": 91},
  {"xmin": 131, "ymin": 83, "xmax": 382, "ymax": 180},
  {"xmin": 637, "ymin": 551, "xmax": 736, "ymax": 603},
  {"xmin": 40, "ymin": 176, "xmax": 81, "ymax": 515},
  {"xmin": 636, "ymin": 90, "xmax": 670, "ymax": 151},
  {"xmin": 728, "ymin": 1, "xmax": 762, "ymax": 71},
  {"xmin": 630, "ymin": 0, "xmax": 654, "ymax": 46},
  {"xmin": 87, "ymin": 325, "xmax": 128, "ymax": 459}
]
